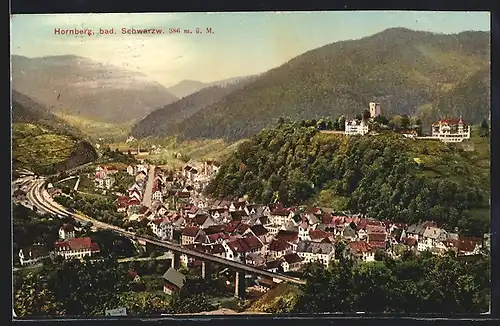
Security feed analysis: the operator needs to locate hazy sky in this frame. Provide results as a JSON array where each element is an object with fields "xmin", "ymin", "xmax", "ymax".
[{"xmin": 11, "ymin": 11, "xmax": 490, "ymax": 87}]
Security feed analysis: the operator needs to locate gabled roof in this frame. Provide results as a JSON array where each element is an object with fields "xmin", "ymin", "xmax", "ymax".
[
  {"xmin": 348, "ymin": 241, "xmax": 374, "ymax": 254},
  {"xmin": 55, "ymin": 237, "xmax": 100, "ymax": 251},
  {"xmin": 226, "ymin": 239, "xmax": 251, "ymax": 253},
  {"xmin": 250, "ymin": 224, "xmax": 268, "ymax": 237},
  {"xmin": 163, "ymin": 268, "xmax": 186, "ymax": 289},
  {"xmin": 20, "ymin": 245, "xmax": 49, "ymax": 259},
  {"xmin": 61, "ymin": 223, "xmax": 74, "ymax": 232},
  {"xmin": 269, "ymin": 239, "xmax": 290, "ymax": 252},
  {"xmin": 283, "ymin": 252, "xmax": 303, "ymax": 264},
  {"xmin": 296, "ymin": 241, "xmax": 334, "ymax": 255},
  {"xmin": 276, "ymin": 230, "xmax": 298, "ymax": 242},
  {"xmin": 182, "ymin": 226, "xmax": 200, "ymax": 237}
]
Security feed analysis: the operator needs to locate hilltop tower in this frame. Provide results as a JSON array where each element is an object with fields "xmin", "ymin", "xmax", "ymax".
[{"xmin": 369, "ymin": 102, "xmax": 381, "ymax": 118}]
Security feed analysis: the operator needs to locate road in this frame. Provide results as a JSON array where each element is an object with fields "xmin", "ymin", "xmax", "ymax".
[
  {"xmin": 25, "ymin": 178, "xmax": 306, "ymax": 285},
  {"xmin": 141, "ymin": 164, "xmax": 156, "ymax": 208}
]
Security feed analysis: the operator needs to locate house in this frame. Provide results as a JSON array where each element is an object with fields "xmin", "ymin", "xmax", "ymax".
[
  {"xmin": 192, "ymin": 214, "xmax": 215, "ymax": 229},
  {"xmin": 246, "ymin": 252, "xmax": 266, "ymax": 266},
  {"xmin": 18, "ymin": 246, "xmax": 50, "ymax": 266},
  {"xmin": 406, "ymin": 222, "xmax": 435, "ymax": 241},
  {"xmin": 244, "ymin": 224, "xmax": 269, "ymax": 243},
  {"xmin": 223, "ymin": 236, "xmax": 263, "ymax": 262},
  {"xmin": 281, "ymin": 253, "xmax": 303, "ymax": 272},
  {"xmin": 59, "ymin": 223, "xmax": 76, "ymax": 240},
  {"xmin": 181, "ymin": 226, "xmax": 203, "ymax": 245},
  {"xmin": 341, "ymin": 224, "xmax": 357, "ymax": 241},
  {"xmin": 345, "ymin": 119, "xmax": 368, "ymax": 135},
  {"xmin": 163, "ymin": 268, "xmax": 186, "ymax": 295},
  {"xmin": 269, "ymin": 208, "xmax": 293, "ymax": 226},
  {"xmin": 126, "ymin": 165, "xmax": 135, "ymax": 176},
  {"xmin": 268, "ymin": 239, "xmax": 292, "ymax": 260},
  {"xmin": 54, "ymin": 237, "xmax": 101, "ymax": 260},
  {"xmin": 345, "ymin": 241, "xmax": 375, "ymax": 262},
  {"xmin": 296, "ymin": 241, "xmax": 335, "ymax": 268},
  {"xmin": 229, "ymin": 201, "xmax": 246, "ymax": 212},
  {"xmin": 260, "ymin": 259, "xmax": 283, "ymax": 273},
  {"xmin": 431, "ymin": 117, "xmax": 471, "ymax": 143},
  {"xmin": 152, "ymin": 190, "xmax": 163, "ymax": 202},
  {"xmin": 255, "ymin": 278, "xmax": 277, "ymax": 292},
  {"xmin": 418, "ymin": 227, "xmax": 448, "ymax": 252},
  {"xmin": 126, "ymin": 271, "xmax": 141, "ymax": 283},
  {"xmin": 366, "ymin": 224, "xmax": 387, "ymax": 249},
  {"xmin": 308, "ymin": 229, "xmax": 333, "ymax": 243}
]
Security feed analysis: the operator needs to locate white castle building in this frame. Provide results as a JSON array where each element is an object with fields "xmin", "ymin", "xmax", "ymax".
[
  {"xmin": 345, "ymin": 119, "xmax": 369, "ymax": 135},
  {"xmin": 369, "ymin": 102, "xmax": 381, "ymax": 118},
  {"xmin": 431, "ymin": 117, "xmax": 471, "ymax": 143}
]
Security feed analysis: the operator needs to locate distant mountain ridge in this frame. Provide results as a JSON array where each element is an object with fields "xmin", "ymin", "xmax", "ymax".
[
  {"xmin": 131, "ymin": 75, "xmax": 259, "ymax": 138},
  {"xmin": 166, "ymin": 75, "xmax": 257, "ymax": 99},
  {"xmin": 139, "ymin": 28, "xmax": 489, "ymax": 141},
  {"xmin": 11, "ymin": 55, "xmax": 178, "ymax": 123}
]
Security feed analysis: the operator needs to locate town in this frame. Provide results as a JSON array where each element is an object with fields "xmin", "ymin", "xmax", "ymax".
[{"xmin": 13, "ymin": 122, "xmax": 491, "ymax": 306}]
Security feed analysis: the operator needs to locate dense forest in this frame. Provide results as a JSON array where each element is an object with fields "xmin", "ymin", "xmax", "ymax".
[
  {"xmin": 292, "ymin": 252, "xmax": 490, "ymax": 314},
  {"xmin": 206, "ymin": 122, "xmax": 490, "ymax": 236}
]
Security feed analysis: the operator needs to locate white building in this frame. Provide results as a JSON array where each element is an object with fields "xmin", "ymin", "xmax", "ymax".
[
  {"xmin": 19, "ymin": 246, "xmax": 50, "ymax": 266},
  {"xmin": 152, "ymin": 190, "xmax": 163, "ymax": 202},
  {"xmin": 345, "ymin": 119, "xmax": 369, "ymax": 136},
  {"xmin": 53, "ymin": 237, "xmax": 100, "ymax": 260},
  {"xmin": 59, "ymin": 224, "xmax": 76, "ymax": 240},
  {"xmin": 369, "ymin": 102, "xmax": 381, "ymax": 118},
  {"xmin": 431, "ymin": 118, "xmax": 471, "ymax": 143},
  {"xmin": 296, "ymin": 242, "xmax": 335, "ymax": 268}
]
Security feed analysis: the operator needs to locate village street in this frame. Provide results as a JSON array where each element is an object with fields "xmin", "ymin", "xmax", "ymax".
[{"xmin": 141, "ymin": 164, "xmax": 156, "ymax": 208}]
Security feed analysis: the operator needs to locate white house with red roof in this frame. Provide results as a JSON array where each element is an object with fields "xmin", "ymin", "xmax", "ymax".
[
  {"xmin": 431, "ymin": 117, "xmax": 471, "ymax": 143},
  {"xmin": 345, "ymin": 241, "xmax": 375, "ymax": 262},
  {"xmin": 53, "ymin": 237, "xmax": 100, "ymax": 260}
]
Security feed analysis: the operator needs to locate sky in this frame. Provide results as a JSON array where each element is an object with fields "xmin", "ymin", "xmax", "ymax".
[{"xmin": 10, "ymin": 11, "xmax": 490, "ymax": 88}]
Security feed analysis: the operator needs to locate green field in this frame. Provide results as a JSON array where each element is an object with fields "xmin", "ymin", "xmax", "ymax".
[
  {"xmin": 12, "ymin": 123, "xmax": 77, "ymax": 172},
  {"xmin": 109, "ymin": 137, "xmax": 246, "ymax": 169},
  {"xmin": 55, "ymin": 112, "xmax": 133, "ymax": 142}
]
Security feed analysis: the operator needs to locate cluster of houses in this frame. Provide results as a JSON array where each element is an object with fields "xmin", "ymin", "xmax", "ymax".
[
  {"xmin": 94, "ymin": 165, "xmax": 118, "ymax": 190},
  {"xmin": 18, "ymin": 223, "xmax": 101, "ymax": 266},
  {"xmin": 134, "ymin": 198, "xmax": 488, "ymax": 290}
]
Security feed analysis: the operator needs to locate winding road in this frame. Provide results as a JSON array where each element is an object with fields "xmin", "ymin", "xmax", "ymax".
[{"xmin": 25, "ymin": 178, "xmax": 306, "ymax": 285}]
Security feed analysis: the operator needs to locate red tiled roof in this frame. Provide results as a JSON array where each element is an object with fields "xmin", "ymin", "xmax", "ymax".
[
  {"xmin": 207, "ymin": 233, "xmax": 229, "ymax": 242},
  {"xmin": 227, "ymin": 239, "xmax": 251, "ymax": 253},
  {"xmin": 368, "ymin": 241, "xmax": 386, "ymax": 249},
  {"xmin": 269, "ymin": 239, "xmax": 290, "ymax": 252},
  {"xmin": 348, "ymin": 241, "xmax": 374, "ymax": 253},
  {"xmin": 139, "ymin": 206, "xmax": 149, "ymax": 214},
  {"xmin": 406, "ymin": 238, "xmax": 417, "ymax": 247},
  {"xmin": 128, "ymin": 198, "xmax": 141, "ymax": 206},
  {"xmin": 242, "ymin": 236, "xmax": 263, "ymax": 250},
  {"xmin": 368, "ymin": 233, "xmax": 386, "ymax": 242},
  {"xmin": 182, "ymin": 226, "xmax": 200, "ymax": 237},
  {"xmin": 250, "ymin": 225, "xmax": 268, "ymax": 237},
  {"xmin": 276, "ymin": 230, "xmax": 298, "ymax": 242},
  {"xmin": 435, "ymin": 118, "xmax": 467, "ymax": 125},
  {"xmin": 283, "ymin": 252, "xmax": 303, "ymax": 264},
  {"xmin": 458, "ymin": 237, "xmax": 482, "ymax": 253},
  {"xmin": 205, "ymin": 224, "xmax": 226, "ymax": 234},
  {"xmin": 189, "ymin": 206, "xmax": 199, "ymax": 214},
  {"xmin": 309, "ymin": 229, "xmax": 331, "ymax": 240},
  {"xmin": 55, "ymin": 237, "xmax": 99, "ymax": 251}
]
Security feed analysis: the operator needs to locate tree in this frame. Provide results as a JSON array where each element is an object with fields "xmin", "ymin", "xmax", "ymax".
[
  {"xmin": 480, "ymin": 119, "xmax": 490, "ymax": 137},
  {"xmin": 362, "ymin": 109, "xmax": 371, "ymax": 121},
  {"xmin": 14, "ymin": 273, "xmax": 65, "ymax": 317},
  {"xmin": 401, "ymin": 114, "xmax": 411, "ymax": 131},
  {"xmin": 374, "ymin": 115, "xmax": 389, "ymax": 126},
  {"xmin": 390, "ymin": 115, "xmax": 403, "ymax": 131},
  {"xmin": 355, "ymin": 114, "xmax": 363, "ymax": 121}
]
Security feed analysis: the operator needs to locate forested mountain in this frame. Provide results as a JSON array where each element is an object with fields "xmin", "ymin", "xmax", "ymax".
[{"xmin": 152, "ymin": 28, "xmax": 489, "ymax": 140}]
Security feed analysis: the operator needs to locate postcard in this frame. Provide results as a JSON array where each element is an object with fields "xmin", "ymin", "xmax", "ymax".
[{"xmin": 10, "ymin": 11, "xmax": 491, "ymax": 318}]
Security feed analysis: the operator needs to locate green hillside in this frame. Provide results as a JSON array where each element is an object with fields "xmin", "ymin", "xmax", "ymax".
[
  {"xmin": 206, "ymin": 123, "xmax": 490, "ymax": 236},
  {"xmin": 163, "ymin": 28, "xmax": 489, "ymax": 140},
  {"xmin": 12, "ymin": 123, "xmax": 97, "ymax": 175}
]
